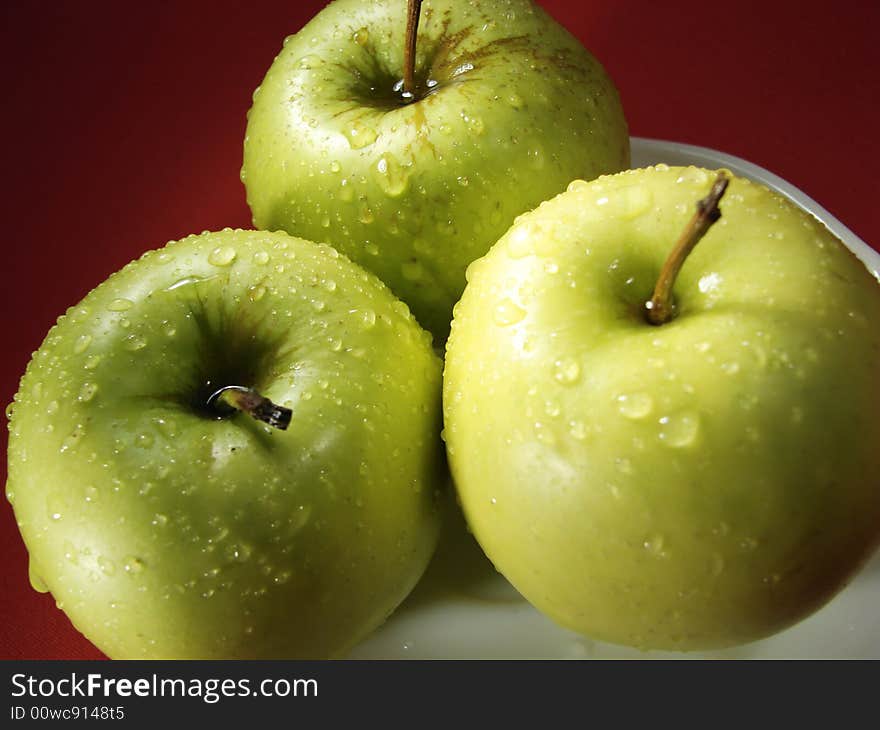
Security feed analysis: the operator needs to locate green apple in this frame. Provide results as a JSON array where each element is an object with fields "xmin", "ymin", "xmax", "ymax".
[
  {"xmin": 242, "ymin": 0, "xmax": 629, "ymax": 341},
  {"xmin": 6, "ymin": 228, "xmax": 444, "ymax": 659},
  {"xmin": 443, "ymin": 165, "xmax": 880, "ymax": 650}
]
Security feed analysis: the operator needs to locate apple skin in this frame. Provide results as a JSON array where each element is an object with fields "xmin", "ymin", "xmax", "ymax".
[
  {"xmin": 443, "ymin": 166, "xmax": 880, "ymax": 650},
  {"xmin": 6, "ymin": 229, "xmax": 444, "ymax": 659},
  {"xmin": 242, "ymin": 0, "xmax": 629, "ymax": 341}
]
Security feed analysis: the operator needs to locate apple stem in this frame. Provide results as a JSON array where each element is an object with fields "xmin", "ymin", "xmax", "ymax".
[
  {"xmin": 208, "ymin": 386, "xmax": 292, "ymax": 430},
  {"xmin": 645, "ymin": 172, "xmax": 730, "ymax": 326},
  {"xmin": 403, "ymin": 0, "xmax": 423, "ymax": 97}
]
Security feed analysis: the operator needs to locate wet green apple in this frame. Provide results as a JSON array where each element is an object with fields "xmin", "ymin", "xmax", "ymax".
[
  {"xmin": 6, "ymin": 228, "xmax": 444, "ymax": 659},
  {"xmin": 242, "ymin": 0, "xmax": 629, "ymax": 341},
  {"xmin": 443, "ymin": 166, "xmax": 880, "ymax": 650}
]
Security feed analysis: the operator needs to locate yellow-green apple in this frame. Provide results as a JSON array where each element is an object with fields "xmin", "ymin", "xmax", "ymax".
[
  {"xmin": 443, "ymin": 165, "xmax": 880, "ymax": 650},
  {"xmin": 6, "ymin": 229, "xmax": 445, "ymax": 658},
  {"xmin": 242, "ymin": 0, "xmax": 629, "ymax": 341}
]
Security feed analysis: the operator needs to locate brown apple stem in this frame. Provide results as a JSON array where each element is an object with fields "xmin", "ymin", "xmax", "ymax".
[
  {"xmin": 208, "ymin": 386, "xmax": 292, "ymax": 430},
  {"xmin": 403, "ymin": 0, "xmax": 423, "ymax": 96},
  {"xmin": 645, "ymin": 172, "xmax": 730, "ymax": 326}
]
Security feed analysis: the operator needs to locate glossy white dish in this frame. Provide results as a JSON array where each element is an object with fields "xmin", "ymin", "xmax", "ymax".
[{"xmin": 349, "ymin": 137, "xmax": 880, "ymax": 659}]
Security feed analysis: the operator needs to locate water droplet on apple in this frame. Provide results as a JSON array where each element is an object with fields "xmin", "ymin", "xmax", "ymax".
[
  {"xmin": 289, "ymin": 504, "xmax": 311, "ymax": 533},
  {"xmin": 553, "ymin": 357, "xmax": 580, "ymax": 385},
  {"xmin": 658, "ymin": 411, "xmax": 700, "ymax": 448},
  {"xmin": 46, "ymin": 491, "xmax": 65, "ymax": 520},
  {"xmin": 493, "ymin": 298, "xmax": 526, "ymax": 326},
  {"xmin": 698, "ymin": 272, "xmax": 722, "ymax": 294},
  {"xmin": 352, "ymin": 27, "xmax": 369, "ymax": 45},
  {"xmin": 462, "ymin": 113, "xmax": 484, "ymax": 135},
  {"xmin": 358, "ymin": 309, "xmax": 376, "ymax": 329},
  {"xmin": 506, "ymin": 222, "xmax": 534, "ymax": 258},
  {"xmin": 343, "ymin": 120, "xmax": 378, "ymax": 149},
  {"xmin": 78, "ymin": 382, "xmax": 98, "ymax": 402},
  {"xmin": 253, "ymin": 250, "xmax": 270, "ymax": 265},
  {"xmin": 83, "ymin": 354, "xmax": 101, "ymax": 370},
  {"xmin": 226, "ymin": 542, "xmax": 253, "ymax": 563},
  {"xmin": 273, "ymin": 570, "xmax": 292, "ymax": 585},
  {"xmin": 534, "ymin": 422, "xmax": 556, "ymax": 445},
  {"xmin": 569, "ymin": 420, "xmax": 587, "ymax": 440},
  {"xmin": 643, "ymin": 534, "xmax": 667, "ymax": 557},
  {"xmin": 152, "ymin": 513, "xmax": 168, "ymax": 527},
  {"xmin": 248, "ymin": 285, "xmax": 267, "ymax": 302},
  {"xmin": 124, "ymin": 334, "xmax": 147, "ymax": 351},
  {"xmin": 73, "ymin": 334, "xmax": 92, "ymax": 354},
  {"xmin": 720, "ymin": 361, "xmax": 740, "ymax": 375},
  {"xmin": 107, "ymin": 298, "xmax": 133, "ymax": 312},
  {"xmin": 124, "ymin": 557, "xmax": 144, "ymax": 575},
  {"xmin": 98, "ymin": 556, "xmax": 116, "ymax": 576},
  {"xmin": 616, "ymin": 392, "xmax": 653, "ymax": 419},
  {"xmin": 675, "ymin": 168, "xmax": 710, "ymax": 185},
  {"xmin": 620, "ymin": 186, "xmax": 654, "ymax": 219},
  {"xmin": 208, "ymin": 246, "xmax": 237, "ymax": 267},
  {"xmin": 373, "ymin": 153, "xmax": 410, "ymax": 197},
  {"xmin": 29, "ymin": 562, "xmax": 49, "ymax": 593},
  {"xmin": 83, "ymin": 485, "xmax": 98, "ymax": 503},
  {"xmin": 137, "ymin": 433, "xmax": 154, "ymax": 448},
  {"xmin": 544, "ymin": 399, "xmax": 561, "ymax": 418}
]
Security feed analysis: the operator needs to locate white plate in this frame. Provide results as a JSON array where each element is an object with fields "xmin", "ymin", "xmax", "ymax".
[{"xmin": 349, "ymin": 137, "xmax": 880, "ymax": 659}]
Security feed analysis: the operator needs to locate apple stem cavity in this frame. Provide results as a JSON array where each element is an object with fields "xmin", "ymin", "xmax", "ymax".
[
  {"xmin": 645, "ymin": 172, "xmax": 730, "ymax": 326},
  {"xmin": 208, "ymin": 386, "xmax": 292, "ymax": 431},
  {"xmin": 403, "ymin": 0, "xmax": 423, "ymax": 99}
]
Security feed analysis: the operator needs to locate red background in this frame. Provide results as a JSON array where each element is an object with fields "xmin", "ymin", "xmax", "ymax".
[{"xmin": 1, "ymin": 1, "xmax": 877, "ymax": 659}]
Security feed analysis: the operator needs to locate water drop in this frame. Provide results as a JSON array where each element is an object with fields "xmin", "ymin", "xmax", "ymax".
[
  {"xmin": 253, "ymin": 250, "xmax": 270, "ymax": 265},
  {"xmin": 107, "ymin": 298, "xmax": 133, "ymax": 312},
  {"xmin": 343, "ymin": 120, "xmax": 378, "ymax": 149},
  {"xmin": 225, "ymin": 543, "xmax": 253, "ymax": 563},
  {"xmin": 83, "ymin": 354, "xmax": 101, "ymax": 370},
  {"xmin": 553, "ymin": 357, "xmax": 580, "ymax": 385},
  {"xmin": 493, "ymin": 298, "xmax": 526, "ymax": 326},
  {"xmin": 643, "ymin": 534, "xmax": 667, "ymax": 557},
  {"xmin": 152, "ymin": 513, "xmax": 168, "ymax": 527},
  {"xmin": 248, "ymin": 285, "xmax": 266, "ymax": 302},
  {"xmin": 78, "ymin": 382, "xmax": 98, "ymax": 402},
  {"xmin": 507, "ymin": 222, "xmax": 534, "ymax": 258},
  {"xmin": 29, "ymin": 563, "xmax": 49, "ymax": 593},
  {"xmin": 373, "ymin": 153, "xmax": 410, "ymax": 197},
  {"xmin": 46, "ymin": 491, "xmax": 65, "ymax": 520},
  {"xmin": 616, "ymin": 392, "xmax": 653, "ymax": 419},
  {"xmin": 98, "ymin": 556, "xmax": 116, "ymax": 576},
  {"xmin": 658, "ymin": 411, "xmax": 700, "ymax": 448},
  {"xmin": 569, "ymin": 420, "xmax": 587, "ymax": 440},
  {"xmin": 359, "ymin": 309, "xmax": 376, "ymax": 329},
  {"xmin": 208, "ymin": 246, "xmax": 237, "ymax": 267},
  {"xmin": 73, "ymin": 334, "xmax": 92, "ymax": 354},
  {"xmin": 124, "ymin": 334, "xmax": 147, "ymax": 351}
]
